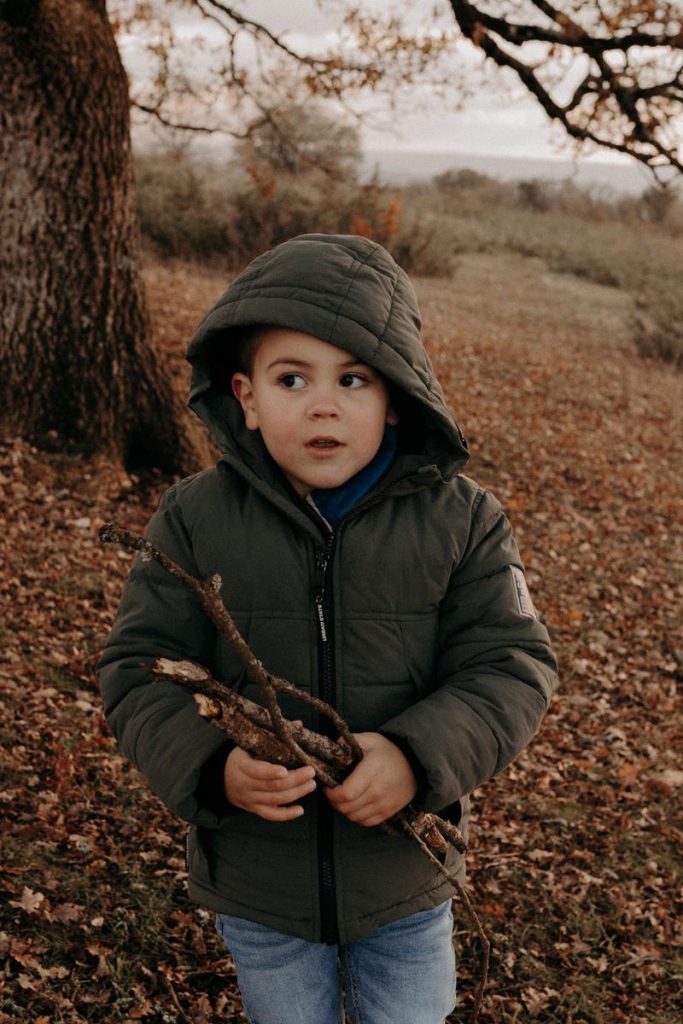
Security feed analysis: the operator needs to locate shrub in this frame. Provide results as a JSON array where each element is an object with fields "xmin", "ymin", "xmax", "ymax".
[
  {"xmin": 134, "ymin": 153, "xmax": 232, "ymax": 261},
  {"xmin": 489, "ymin": 208, "xmax": 683, "ymax": 363},
  {"xmin": 235, "ymin": 103, "xmax": 362, "ymax": 180},
  {"xmin": 134, "ymin": 151, "xmax": 459, "ymax": 276}
]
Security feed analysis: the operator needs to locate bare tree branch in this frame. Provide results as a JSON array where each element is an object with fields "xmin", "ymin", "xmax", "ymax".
[
  {"xmin": 132, "ymin": 101, "xmax": 223, "ymax": 134},
  {"xmin": 119, "ymin": 1, "xmax": 682, "ymax": 175},
  {"xmin": 197, "ymin": 0, "xmax": 353, "ymax": 73},
  {"xmin": 448, "ymin": 0, "xmax": 683, "ymax": 175},
  {"xmin": 479, "ymin": 0, "xmax": 682, "ymax": 50}
]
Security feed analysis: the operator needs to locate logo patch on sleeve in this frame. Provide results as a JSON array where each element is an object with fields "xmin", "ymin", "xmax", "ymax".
[{"xmin": 510, "ymin": 566, "xmax": 537, "ymax": 619}]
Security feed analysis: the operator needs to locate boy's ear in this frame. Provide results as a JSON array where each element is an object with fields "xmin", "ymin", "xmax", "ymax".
[
  {"xmin": 385, "ymin": 383, "xmax": 401, "ymax": 427},
  {"xmin": 231, "ymin": 372, "xmax": 259, "ymax": 430}
]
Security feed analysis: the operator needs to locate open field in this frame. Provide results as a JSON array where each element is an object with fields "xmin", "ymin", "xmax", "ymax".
[
  {"xmin": 135, "ymin": 155, "xmax": 683, "ymax": 366},
  {"xmin": 1, "ymin": 251, "xmax": 681, "ymax": 1023}
]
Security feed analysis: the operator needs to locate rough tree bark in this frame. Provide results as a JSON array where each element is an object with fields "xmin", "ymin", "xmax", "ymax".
[{"xmin": 0, "ymin": 0, "xmax": 211, "ymax": 473}]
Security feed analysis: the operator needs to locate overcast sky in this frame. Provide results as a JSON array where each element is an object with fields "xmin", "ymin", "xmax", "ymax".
[
  {"xmin": 118, "ymin": 0, "xmax": 666, "ymax": 168},
  {"xmin": 227, "ymin": 0, "xmax": 567, "ymax": 159}
]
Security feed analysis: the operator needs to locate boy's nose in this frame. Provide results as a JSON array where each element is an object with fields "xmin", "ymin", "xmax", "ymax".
[
  {"xmin": 308, "ymin": 404, "xmax": 340, "ymax": 420},
  {"xmin": 307, "ymin": 392, "xmax": 340, "ymax": 419}
]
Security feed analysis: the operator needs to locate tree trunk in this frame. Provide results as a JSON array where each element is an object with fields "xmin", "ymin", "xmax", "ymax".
[{"xmin": 0, "ymin": 0, "xmax": 212, "ymax": 473}]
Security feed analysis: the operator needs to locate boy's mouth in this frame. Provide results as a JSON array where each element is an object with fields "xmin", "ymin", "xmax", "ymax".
[{"xmin": 307, "ymin": 437, "xmax": 342, "ymax": 448}]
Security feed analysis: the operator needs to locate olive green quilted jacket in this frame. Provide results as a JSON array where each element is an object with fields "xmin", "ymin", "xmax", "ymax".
[{"xmin": 98, "ymin": 234, "xmax": 557, "ymax": 944}]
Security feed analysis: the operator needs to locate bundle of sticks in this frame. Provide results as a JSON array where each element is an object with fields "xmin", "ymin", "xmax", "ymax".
[{"xmin": 100, "ymin": 522, "xmax": 490, "ymax": 1022}]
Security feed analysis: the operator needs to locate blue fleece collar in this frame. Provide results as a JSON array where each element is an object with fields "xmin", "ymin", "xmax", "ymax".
[{"xmin": 307, "ymin": 426, "xmax": 397, "ymax": 529}]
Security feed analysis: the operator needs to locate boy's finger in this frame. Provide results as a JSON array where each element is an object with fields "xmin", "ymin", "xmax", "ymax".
[
  {"xmin": 254, "ymin": 803, "xmax": 305, "ymax": 822},
  {"xmin": 329, "ymin": 790, "xmax": 374, "ymax": 815},
  {"xmin": 259, "ymin": 770, "xmax": 317, "ymax": 790},
  {"xmin": 257, "ymin": 777, "xmax": 317, "ymax": 805},
  {"xmin": 327, "ymin": 760, "xmax": 373, "ymax": 801},
  {"xmin": 326, "ymin": 776, "xmax": 371, "ymax": 807},
  {"xmin": 330, "ymin": 787, "xmax": 380, "ymax": 816},
  {"xmin": 245, "ymin": 760, "xmax": 316, "ymax": 783},
  {"xmin": 268, "ymin": 765, "xmax": 317, "ymax": 790},
  {"xmin": 242, "ymin": 758, "xmax": 289, "ymax": 780},
  {"xmin": 242, "ymin": 760, "xmax": 307, "ymax": 783}
]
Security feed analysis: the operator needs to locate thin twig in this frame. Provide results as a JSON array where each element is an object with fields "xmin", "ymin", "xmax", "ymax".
[
  {"xmin": 100, "ymin": 523, "xmax": 363, "ymax": 761},
  {"xmin": 402, "ymin": 818, "xmax": 490, "ymax": 1024},
  {"xmin": 159, "ymin": 968, "xmax": 193, "ymax": 1024},
  {"xmin": 154, "ymin": 658, "xmax": 354, "ymax": 775}
]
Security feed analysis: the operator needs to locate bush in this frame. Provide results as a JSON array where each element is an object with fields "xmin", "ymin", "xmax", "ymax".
[
  {"xmin": 618, "ymin": 186, "xmax": 683, "ymax": 234},
  {"xmin": 235, "ymin": 103, "xmax": 362, "ymax": 179},
  {"xmin": 133, "ymin": 152, "xmax": 459, "ymax": 276},
  {"xmin": 634, "ymin": 293, "xmax": 683, "ymax": 366},
  {"xmin": 134, "ymin": 153, "xmax": 233, "ymax": 261}
]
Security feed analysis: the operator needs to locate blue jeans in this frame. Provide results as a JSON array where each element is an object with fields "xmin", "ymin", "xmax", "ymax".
[{"xmin": 215, "ymin": 900, "xmax": 456, "ymax": 1024}]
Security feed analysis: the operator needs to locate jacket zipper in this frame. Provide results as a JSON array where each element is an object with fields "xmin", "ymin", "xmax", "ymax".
[
  {"xmin": 314, "ymin": 533, "xmax": 339, "ymax": 944},
  {"xmin": 306, "ymin": 481, "xmax": 431, "ymax": 943}
]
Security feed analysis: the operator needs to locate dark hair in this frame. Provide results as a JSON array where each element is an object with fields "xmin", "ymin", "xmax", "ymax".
[{"xmin": 234, "ymin": 325, "xmax": 274, "ymax": 376}]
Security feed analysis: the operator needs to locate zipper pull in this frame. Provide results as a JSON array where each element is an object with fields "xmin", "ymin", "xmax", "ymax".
[
  {"xmin": 315, "ymin": 593, "xmax": 328, "ymax": 642},
  {"xmin": 314, "ymin": 550, "xmax": 328, "ymax": 595},
  {"xmin": 314, "ymin": 550, "xmax": 329, "ymax": 642}
]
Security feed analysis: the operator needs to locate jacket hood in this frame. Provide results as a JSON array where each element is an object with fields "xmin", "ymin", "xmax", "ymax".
[{"xmin": 187, "ymin": 234, "xmax": 469, "ymax": 490}]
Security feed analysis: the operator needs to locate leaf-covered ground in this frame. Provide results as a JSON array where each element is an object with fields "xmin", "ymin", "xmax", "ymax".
[{"xmin": 1, "ymin": 254, "xmax": 681, "ymax": 1023}]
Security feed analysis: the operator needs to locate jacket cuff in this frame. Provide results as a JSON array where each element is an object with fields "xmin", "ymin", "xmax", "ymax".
[{"xmin": 380, "ymin": 731, "xmax": 429, "ymax": 808}]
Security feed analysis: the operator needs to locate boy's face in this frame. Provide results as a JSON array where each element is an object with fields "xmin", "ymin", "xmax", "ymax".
[{"xmin": 231, "ymin": 329, "xmax": 398, "ymax": 498}]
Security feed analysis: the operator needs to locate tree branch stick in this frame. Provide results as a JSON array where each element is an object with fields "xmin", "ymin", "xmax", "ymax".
[
  {"xmin": 154, "ymin": 657, "xmax": 462, "ymax": 854},
  {"xmin": 402, "ymin": 817, "xmax": 490, "ymax": 1024},
  {"xmin": 99, "ymin": 522, "xmax": 363, "ymax": 762},
  {"xmin": 154, "ymin": 658, "xmax": 354, "ymax": 776},
  {"xmin": 194, "ymin": 694, "xmax": 337, "ymax": 782}
]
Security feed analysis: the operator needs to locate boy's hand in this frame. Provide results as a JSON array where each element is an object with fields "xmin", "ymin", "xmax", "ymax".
[
  {"xmin": 224, "ymin": 744, "xmax": 316, "ymax": 822},
  {"xmin": 324, "ymin": 732, "xmax": 417, "ymax": 827}
]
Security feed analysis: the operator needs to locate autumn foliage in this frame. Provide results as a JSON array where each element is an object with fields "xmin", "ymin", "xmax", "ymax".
[{"xmin": 1, "ymin": 253, "xmax": 681, "ymax": 1022}]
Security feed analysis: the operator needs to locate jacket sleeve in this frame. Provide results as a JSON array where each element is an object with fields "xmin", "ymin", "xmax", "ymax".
[
  {"xmin": 97, "ymin": 486, "xmax": 235, "ymax": 828},
  {"xmin": 379, "ymin": 490, "xmax": 557, "ymax": 813}
]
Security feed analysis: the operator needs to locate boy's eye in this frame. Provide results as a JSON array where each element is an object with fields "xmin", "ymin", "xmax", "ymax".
[
  {"xmin": 339, "ymin": 373, "xmax": 368, "ymax": 389},
  {"xmin": 278, "ymin": 373, "xmax": 306, "ymax": 389}
]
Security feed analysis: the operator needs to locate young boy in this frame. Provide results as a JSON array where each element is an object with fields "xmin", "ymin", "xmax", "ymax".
[{"xmin": 98, "ymin": 233, "xmax": 556, "ymax": 1024}]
